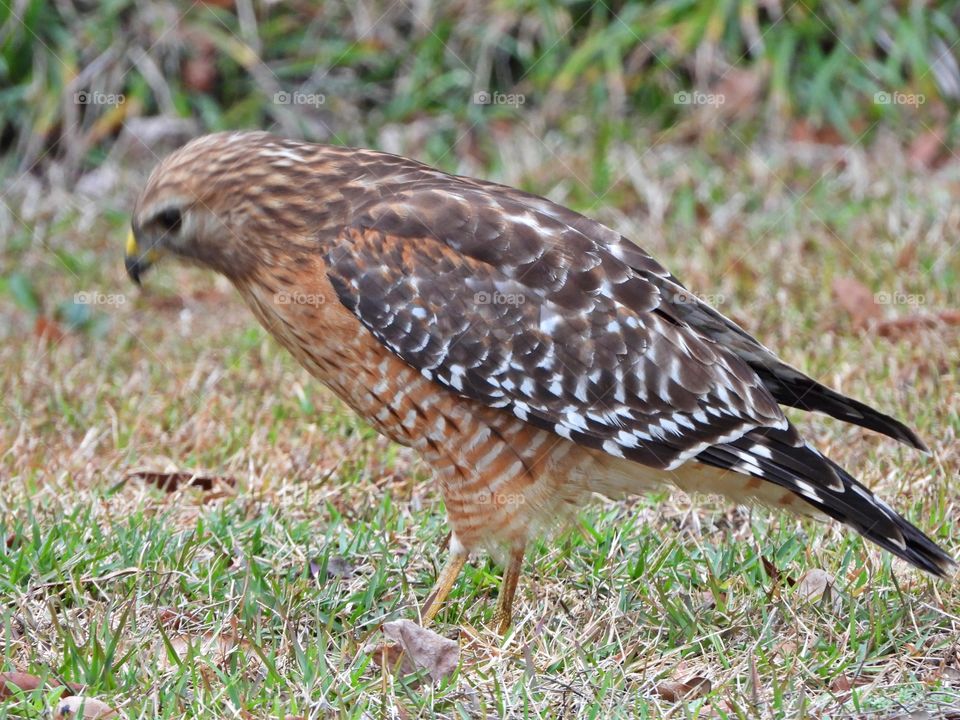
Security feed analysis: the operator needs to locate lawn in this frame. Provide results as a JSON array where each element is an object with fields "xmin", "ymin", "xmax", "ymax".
[
  {"xmin": 1, "ymin": 123, "xmax": 958, "ymax": 718},
  {"xmin": 2, "ymin": 1, "xmax": 960, "ymax": 717}
]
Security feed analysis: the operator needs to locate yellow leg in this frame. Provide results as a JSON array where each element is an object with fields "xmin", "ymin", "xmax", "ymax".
[
  {"xmin": 420, "ymin": 537, "xmax": 469, "ymax": 624},
  {"xmin": 492, "ymin": 545, "xmax": 525, "ymax": 635}
]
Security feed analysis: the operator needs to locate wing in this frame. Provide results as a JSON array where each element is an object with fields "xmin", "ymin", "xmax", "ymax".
[
  {"xmin": 324, "ymin": 185, "xmax": 788, "ymax": 472},
  {"xmin": 458, "ymin": 175, "xmax": 927, "ymax": 450}
]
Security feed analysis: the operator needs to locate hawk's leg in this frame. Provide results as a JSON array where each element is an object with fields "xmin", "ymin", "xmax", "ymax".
[
  {"xmin": 492, "ymin": 544, "xmax": 525, "ymax": 634},
  {"xmin": 420, "ymin": 535, "xmax": 468, "ymax": 624}
]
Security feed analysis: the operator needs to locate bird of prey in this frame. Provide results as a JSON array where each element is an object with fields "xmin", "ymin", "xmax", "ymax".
[{"xmin": 126, "ymin": 131, "xmax": 953, "ymax": 632}]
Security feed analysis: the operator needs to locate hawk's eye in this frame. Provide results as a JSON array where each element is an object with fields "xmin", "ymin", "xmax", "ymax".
[{"xmin": 155, "ymin": 207, "xmax": 182, "ymax": 234}]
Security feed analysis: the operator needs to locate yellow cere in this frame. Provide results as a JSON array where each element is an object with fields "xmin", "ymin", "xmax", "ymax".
[{"xmin": 125, "ymin": 229, "xmax": 138, "ymax": 256}]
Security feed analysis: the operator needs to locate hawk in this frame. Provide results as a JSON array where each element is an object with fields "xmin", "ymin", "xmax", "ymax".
[{"xmin": 126, "ymin": 131, "xmax": 953, "ymax": 632}]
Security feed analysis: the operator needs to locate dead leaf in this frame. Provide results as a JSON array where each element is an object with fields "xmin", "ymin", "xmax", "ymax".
[
  {"xmin": 795, "ymin": 568, "xmax": 835, "ymax": 603},
  {"xmin": 310, "ymin": 555, "xmax": 356, "ymax": 581},
  {"xmin": 655, "ymin": 675, "xmax": 712, "ymax": 701},
  {"xmin": 832, "ymin": 277, "xmax": 881, "ymax": 329},
  {"xmin": 789, "ymin": 120, "xmax": 846, "ymax": 146},
  {"xmin": 942, "ymin": 666, "xmax": 960, "ymax": 683},
  {"xmin": 128, "ymin": 471, "xmax": 235, "ymax": 493},
  {"xmin": 830, "ymin": 674, "xmax": 853, "ymax": 693},
  {"xmin": 156, "ymin": 607, "xmax": 200, "ymax": 631},
  {"xmin": 761, "ymin": 555, "xmax": 780, "ymax": 584},
  {"xmin": 772, "ymin": 639, "xmax": 797, "ymax": 659},
  {"xmin": 34, "ymin": 316, "xmax": 64, "ymax": 342},
  {"xmin": 0, "ymin": 672, "xmax": 83, "ymax": 699},
  {"xmin": 0, "ymin": 672, "xmax": 45, "ymax": 698},
  {"xmin": 372, "ymin": 642, "xmax": 409, "ymax": 674},
  {"xmin": 829, "ymin": 672, "xmax": 872, "ymax": 701},
  {"xmin": 372, "ymin": 620, "xmax": 459, "ymax": 682},
  {"xmin": 761, "ymin": 556, "xmax": 795, "ymax": 587},
  {"xmin": 164, "ymin": 632, "xmax": 240, "ymax": 668},
  {"xmin": 695, "ymin": 590, "xmax": 720, "ymax": 610},
  {"xmin": 909, "ymin": 127, "xmax": 948, "ymax": 170},
  {"xmin": 711, "ymin": 69, "xmax": 763, "ymax": 120},
  {"xmin": 183, "ymin": 53, "xmax": 217, "ymax": 93},
  {"xmin": 54, "ymin": 696, "xmax": 116, "ymax": 718},
  {"xmin": 896, "ymin": 242, "xmax": 918, "ymax": 270},
  {"xmin": 876, "ymin": 310, "xmax": 960, "ymax": 339}
]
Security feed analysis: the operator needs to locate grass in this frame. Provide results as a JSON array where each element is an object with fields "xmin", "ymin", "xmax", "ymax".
[
  {"xmin": 3, "ymin": 0, "xmax": 960, "ymax": 177},
  {"xmin": 0, "ymin": 121, "xmax": 958, "ymax": 718},
  {"xmin": 1, "ymin": 5, "xmax": 959, "ymax": 717}
]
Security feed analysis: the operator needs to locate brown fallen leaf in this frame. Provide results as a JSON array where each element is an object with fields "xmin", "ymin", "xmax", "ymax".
[
  {"xmin": 832, "ymin": 277, "xmax": 881, "ymax": 329},
  {"xmin": 156, "ymin": 607, "xmax": 201, "ymax": 631},
  {"xmin": 183, "ymin": 54, "xmax": 217, "ymax": 94},
  {"xmin": 711, "ymin": 69, "xmax": 763, "ymax": 121},
  {"xmin": 789, "ymin": 119, "xmax": 846, "ymax": 146},
  {"xmin": 163, "ymin": 632, "xmax": 241, "ymax": 669},
  {"xmin": 761, "ymin": 555, "xmax": 780, "ymax": 584},
  {"xmin": 128, "ymin": 471, "xmax": 235, "ymax": 493},
  {"xmin": 909, "ymin": 127, "xmax": 948, "ymax": 170},
  {"xmin": 940, "ymin": 666, "xmax": 960, "ymax": 683},
  {"xmin": 372, "ymin": 642, "xmax": 408, "ymax": 675},
  {"xmin": 830, "ymin": 674, "xmax": 853, "ymax": 693},
  {"xmin": 896, "ymin": 242, "xmax": 918, "ymax": 270},
  {"xmin": 876, "ymin": 310, "xmax": 960, "ymax": 339},
  {"xmin": 829, "ymin": 672, "xmax": 872, "ymax": 701},
  {"xmin": 772, "ymin": 639, "xmax": 797, "ymax": 659},
  {"xmin": 761, "ymin": 556, "xmax": 796, "ymax": 588},
  {"xmin": 309, "ymin": 555, "xmax": 356, "ymax": 581},
  {"xmin": 0, "ymin": 672, "xmax": 43, "ymax": 698},
  {"xmin": 795, "ymin": 568, "xmax": 835, "ymax": 604},
  {"xmin": 34, "ymin": 316, "xmax": 65, "ymax": 342},
  {"xmin": 372, "ymin": 620, "xmax": 459, "ymax": 682},
  {"xmin": 54, "ymin": 695, "xmax": 116, "ymax": 718},
  {"xmin": 0, "ymin": 672, "xmax": 83, "ymax": 699},
  {"xmin": 655, "ymin": 675, "xmax": 712, "ymax": 701}
]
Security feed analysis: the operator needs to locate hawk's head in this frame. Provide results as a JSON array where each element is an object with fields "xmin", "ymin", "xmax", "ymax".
[{"xmin": 126, "ymin": 131, "xmax": 325, "ymax": 284}]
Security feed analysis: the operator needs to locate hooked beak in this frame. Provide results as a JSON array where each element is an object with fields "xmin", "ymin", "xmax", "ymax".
[{"xmin": 125, "ymin": 230, "xmax": 160, "ymax": 286}]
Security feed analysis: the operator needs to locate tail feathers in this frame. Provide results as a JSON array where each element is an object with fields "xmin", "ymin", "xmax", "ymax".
[
  {"xmin": 751, "ymin": 364, "xmax": 928, "ymax": 452},
  {"xmin": 808, "ymin": 457, "xmax": 953, "ymax": 577},
  {"xmin": 695, "ymin": 427, "xmax": 954, "ymax": 577},
  {"xmin": 648, "ymin": 276, "xmax": 927, "ymax": 451}
]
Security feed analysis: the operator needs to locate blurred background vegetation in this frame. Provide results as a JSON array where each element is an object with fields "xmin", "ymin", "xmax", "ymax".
[
  {"xmin": 3, "ymin": 0, "xmax": 960, "ymax": 342},
  {"xmin": 2, "ymin": 0, "xmax": 960, "ymax": 180}
]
